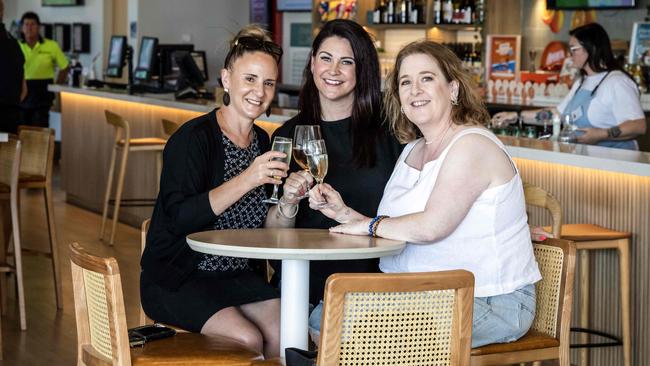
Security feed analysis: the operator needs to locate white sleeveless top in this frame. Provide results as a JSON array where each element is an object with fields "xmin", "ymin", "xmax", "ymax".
[{"xmin": 378, "ymin": 128, "xmax": 541, "ymax": 297}]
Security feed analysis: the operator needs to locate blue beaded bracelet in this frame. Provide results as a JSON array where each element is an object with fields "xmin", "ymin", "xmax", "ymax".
[{"xmin": 368, "ymin": 216, "xmax": 382, "ymax": 236}]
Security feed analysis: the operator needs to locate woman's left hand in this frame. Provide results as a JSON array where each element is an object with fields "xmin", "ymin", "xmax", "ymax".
[
  {"xmin": 576, "ymin": 127, "xmax": 608, "ymax": 145},
  {"xmin": 530, "ymin": 226, "xmax": 552, "ymax": 241},
  {"xmin": 329, "ymin": 218, "xmax": 372, "ymax": 236}
]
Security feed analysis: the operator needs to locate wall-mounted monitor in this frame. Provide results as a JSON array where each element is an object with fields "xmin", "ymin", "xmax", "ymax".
[
  {"xmin": 53, "ymin": 23, "xmax": 71, "ymax": 52},
  {"xmin": 39, "ymin": 23, "xmax": 53, "ymax": 39},
  {"xmin": 157, "ymin": 44, "xmax": 194, "ymax": 78},
  {"xmin": 546, "ymin": 0, "xmax": 635, "ymax": 9},
  {"xmin": 42, "ymin": 0, "xmax": 84, "ymax": 6},
  {"xmin": 174, "ymin": 51, "xmax": 206, "ymax": 90},
  {"xmin": 72, "ymin": 23, "xmax": 90, "ymax": 53},
  {"xmin": 134, "ymin": 36, "xmax": 159, "ymax": 81},
  {"xmin": 106, "ymin": 35, "xmax": 127, "ymax": 78}
]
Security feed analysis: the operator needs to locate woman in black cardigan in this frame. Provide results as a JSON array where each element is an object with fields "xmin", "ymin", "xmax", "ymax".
[{"xmin": 140, "ymin": 26, "xmax": 286, "ymax": 358}]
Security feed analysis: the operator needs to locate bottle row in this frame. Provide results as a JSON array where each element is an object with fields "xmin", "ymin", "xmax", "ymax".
[
  {"xmin": 372, "ymin": 0, "xmax": 426, "ymax": 25},
  {"xmin": 371, "ymin": 0, "xmax": 484, "ymax": 26}
]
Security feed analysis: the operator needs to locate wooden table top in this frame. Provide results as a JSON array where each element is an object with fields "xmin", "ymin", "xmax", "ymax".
[{"xmin": 187, "ymin": 228, "xmax": 406, "ymax": 260}]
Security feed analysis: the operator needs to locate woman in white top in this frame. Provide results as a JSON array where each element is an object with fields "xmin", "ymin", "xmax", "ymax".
[
  {"xmin": 495, "ymin": 23, "xmax": 646, "ymax": 150},
  {"xmin": 310, "ymin": 40, "xmax": 542, "ymax": 348}
]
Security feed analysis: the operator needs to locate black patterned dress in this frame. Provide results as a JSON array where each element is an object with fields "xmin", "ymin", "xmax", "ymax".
[{"xmin": 141, "ymin": 129, "xmax": 279, "ymax": 332}]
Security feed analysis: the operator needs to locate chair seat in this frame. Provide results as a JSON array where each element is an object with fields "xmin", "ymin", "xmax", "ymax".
[
  {"xmin": 543, "ymin": 223, "xmax": 631, "ymax": 241},
  {"xmin": 131, "ymin": 333, "xmax": 262, "ymax": 365},
  {"xmin": 118, "ymin": 137, "xmax": 167, "ymax": 146},
  {"xmin": 470, "ymin": 330, "xmax": 560, "ymax": 356}
]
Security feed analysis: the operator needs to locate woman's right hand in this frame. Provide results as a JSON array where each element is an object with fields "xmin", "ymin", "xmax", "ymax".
[
  {"xmin": 491, "ymin": 111, "xmax": 517, "ymax": 128},
  {"xmin": 309, "ymin": 183, "xmax": 351, "ymax": 223},
  {"xmin": 241, "ymin": 150, "xmax": 289, "ymax": 189},
  {"xmin": 281, "ymin": 170, "xmax": 313, "ymax": 205}
]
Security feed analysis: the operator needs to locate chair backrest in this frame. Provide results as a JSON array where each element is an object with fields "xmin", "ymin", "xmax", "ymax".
[
  {"xmin": 17, "ymin": 126, "xmax": 54, "ymax": 180},
  {"xmin": 161, "ymin": 119, "xmax": 180, "ymax": 137},
  {"xmin": 530, "ymin": 238, "xmax": 576, "ymax": 358},
  {"xmin": 105, "ymin": 110, "xmax": 131, "ymax": 143},
  {"xmin": 69, "ymin": 242, "xmax": 131, "ymax": 366},
  {"xmin": 317, "ymin": 270, "xmax": 475, "ymax": 366},
  {"xmin": 523, "ymin": 182, "xmax": 562, "ymax": 238},
  {"xmin": 0, "ymin": 135, "xmax": 22, "ymax": 191}
]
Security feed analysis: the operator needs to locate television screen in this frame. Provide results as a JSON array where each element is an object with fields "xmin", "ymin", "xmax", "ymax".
[
  {"xmin": 190, "ymin": 51, "xmax": 209, "ymax": 81},
  {"xmin": 42, "ymin": 0, "xmax": 83, "ymax": 6},
  {"xmin": 547, "ymin": 0, "xmax": 635, "ymax": 9}
]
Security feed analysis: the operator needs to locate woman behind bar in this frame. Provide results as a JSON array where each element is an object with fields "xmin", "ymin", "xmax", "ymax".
[
  {"xmin": 494, "ymin": 23, "xmax": 646, "ymax": 150},
  {"xmin": 311, "ymin": 40, "xmax": 542, "ymax": 348},
  {"xmin": 140, "ymin": 26, "xmax": 286, "ymax": 358},
  {"xmin": 267, "ymin": 19, "xmax": 403, "ymax": 315}
]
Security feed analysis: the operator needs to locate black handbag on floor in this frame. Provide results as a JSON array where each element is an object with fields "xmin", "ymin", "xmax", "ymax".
[
  {"xmin": 128, "ymin": 324, "xmax": 176, "ymax": 347},
  {"xmin": 285, "ymin": 347, "xmax": 318, "ymax": 366}
]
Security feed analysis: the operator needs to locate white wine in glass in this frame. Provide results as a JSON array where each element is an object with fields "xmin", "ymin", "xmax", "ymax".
[
  {"xmin": 293, "ymin": 125, "xmax": 321, "ymax": 197},
  {"xmin": 306, "ymin": 139, "xmax": 328, "ymax": 208},
  {"xmin": 263, "ymin": 136, "xmax": 292, "ymax": 204}
]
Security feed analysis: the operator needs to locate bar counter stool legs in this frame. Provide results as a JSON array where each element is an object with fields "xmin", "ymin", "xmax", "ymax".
[
  {"xmin": 100, "ymin": 111, "xmax": 166, "ymax": 245},
  {"xmin": 562, "ymin": 225, "xmax": 632, "ymax": 366}
]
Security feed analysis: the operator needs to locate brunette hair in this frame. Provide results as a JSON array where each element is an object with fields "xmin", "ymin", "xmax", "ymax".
[
  {"xmin": 20, "ymin": 11, "xmax": 42, "ymax": 42},
  {"xmin": 569, "ymin": 22, "xmax": 620, "ymax": 76},
  {"xmin": 223, "ymin": 24, "xmax": 282, "ymax": 70},
  {"xmin": 384, "ymin": 40, "xmax": 489, "ymax": 143},
  {"xmin": 298, "ymin": 19, "xmax": 382, "ymax": 167}
]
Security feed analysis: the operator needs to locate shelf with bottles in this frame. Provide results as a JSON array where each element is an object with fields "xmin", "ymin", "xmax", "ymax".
[{"xmin": 364, "ymin": 0, "xmax": 484, "ymax": 29}]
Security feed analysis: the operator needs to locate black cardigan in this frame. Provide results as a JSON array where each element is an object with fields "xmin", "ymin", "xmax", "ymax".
[{"xmin": 141, "ymin": 109, "xmax": 270, "ymax": 290}]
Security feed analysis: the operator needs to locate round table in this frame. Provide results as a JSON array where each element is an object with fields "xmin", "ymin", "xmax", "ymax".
[{"xmin": 187, "ymin": 228, "xmax": 405, "ymax": 354}]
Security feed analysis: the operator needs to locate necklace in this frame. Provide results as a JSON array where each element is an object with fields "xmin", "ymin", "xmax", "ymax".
[{"xmin": 423, "ymin": 123, "xmax": 453, "ymax": 165}]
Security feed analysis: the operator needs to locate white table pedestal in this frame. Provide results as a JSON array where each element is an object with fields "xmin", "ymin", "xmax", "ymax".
[{"xmin": 280, "ymin": 259, "xmax": 310, "ymax": 354}]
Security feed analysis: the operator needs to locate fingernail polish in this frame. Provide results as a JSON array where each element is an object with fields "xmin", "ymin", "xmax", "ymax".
[{"xmin": 540, "ymin": 235, "xmax": 547, "ymax": 241}]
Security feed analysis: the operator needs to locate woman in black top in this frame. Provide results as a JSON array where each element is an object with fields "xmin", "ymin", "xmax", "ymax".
[
  {"xmin": 140, "ymin": 26, "xmax": 287, "ymax": 358},
  {"xmin": 269, "ymin": 20, "xmax": 403, "ymax": 324}
]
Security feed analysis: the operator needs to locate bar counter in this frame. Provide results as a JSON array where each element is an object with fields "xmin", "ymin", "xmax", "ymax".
[
  {"xmin": 50, "ymin": 85, "xmax": 295, "ymax": 229},
  {"xmin": 53, "ymin": 85, "xmax": 649, "ymax": 364}
]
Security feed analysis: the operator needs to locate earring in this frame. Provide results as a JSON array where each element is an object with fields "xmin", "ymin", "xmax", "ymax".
[
  {"xmin": 400, "ymin": 106, "xmax": 405, "ymax": 114},
  {"xmin": 266, "ymin": 107, "xmax": 271, "ymax": 117},
  {"xmin": 451, "ymin": 95, "xmax": 459, "ymax": 106},
  {"xmin": 222, "ymin": 88, "xmax": 230, "ymax": 106}
]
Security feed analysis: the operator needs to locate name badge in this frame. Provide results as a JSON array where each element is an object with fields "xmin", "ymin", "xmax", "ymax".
[{"xmin": 570, "ymin": 106, "xmax": 583, "ymax": 122}]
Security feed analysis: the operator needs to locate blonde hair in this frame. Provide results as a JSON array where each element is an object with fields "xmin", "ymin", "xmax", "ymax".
[{"xmin": 384, "ymin": 40, "xmax": 489, "ymax": 143}]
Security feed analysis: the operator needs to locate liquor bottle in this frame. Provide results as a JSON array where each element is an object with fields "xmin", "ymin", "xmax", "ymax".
[
  {"xmin": 400, "ymin": 0, "xmax": 408, "ymax": 24},
  {"xmin": 381, "ymin": 0, "xmax": 389, "ymax": 23},
  {"xmin": 443, "ymin": 0, "xmax": 453, "ymax": 23},
  {"xmin": 433, "ymin": 0, "xmax": 442, "ymax": 24},
  {"xmin": 464, "ymin": 0, "xmax": 473, "ymax": 24},
  {"xmin": 476, "ymin": 0, "xmax": 485, "ymax": 24},
  {"xmin": 387, "ymin": 0, "xmax": 395, "ymax": 24},
  {"xmin": 373, "ymin": 0, "xmax": 381, "ymax": 24}
]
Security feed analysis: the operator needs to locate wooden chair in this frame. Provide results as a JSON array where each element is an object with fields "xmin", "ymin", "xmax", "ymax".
[
  {"xmin": 317, "ymin": 270, "xmax": 475, "ymax": 365},
  {"xmin": 100, "ymin": 111, "xmax": 166, "ymax": 245},
  {"xmin": 69, "ymin": 242, "xmax": 265, "ymax": 365},
  {"xmin": 161, "ymin": 118, "xmax": 181, "ymax": 137},
  {"xmin": 16, "ymin": 126, "xmax": 63, "ymax": 309},
  {"xmin": 0, "ymin": 136, "xmax": 24, "ymax": 341},
  {"xmin": 523, "ymin": 182, "xmax": 562, "ymax": 239},
  {"xmin": 470, "ymin": 238, "xmax": 576, "ymax": 365}
]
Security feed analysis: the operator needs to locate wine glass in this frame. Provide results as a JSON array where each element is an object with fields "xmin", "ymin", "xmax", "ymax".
[
  {"xmin": 293, "ymin": 125, "xmax": 322, "ymax": 198},
  {"xmin": 263, "ymin": 136, "xmax": 292, "ymax": 205},
  {"xmin": 305, "ymin": 139, "xmax": 328, "ymax": 208}
]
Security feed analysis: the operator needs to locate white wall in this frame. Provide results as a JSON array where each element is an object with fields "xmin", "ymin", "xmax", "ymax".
[
  {"xmin": 4, "ymin": 0, "xmax": 106, "ymax": 71},
  {"xmin": 135, "ymin": 0, "xmax": 251, "ymax": 87}
]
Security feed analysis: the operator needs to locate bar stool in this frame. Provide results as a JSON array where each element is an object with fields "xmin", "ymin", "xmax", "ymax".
[
  {"xmin": 16, "ymin": 126, "xmax": 63, "ymax": 310},
  {"xmin": 100, "ymin": 111, "xmax": 166, "ymax": 245},
  {"xmin": 161, "ymin": 118, "xmax": 181, "ymax": 136},
  {"xmin": 557, "ymin": 224, "xmax": 631, "ymax": 366}
]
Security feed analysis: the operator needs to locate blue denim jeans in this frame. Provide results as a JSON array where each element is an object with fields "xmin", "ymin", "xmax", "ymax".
[{"xmin": 308, "ymin": 284, "xmax": 536, "ymax": 348}]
